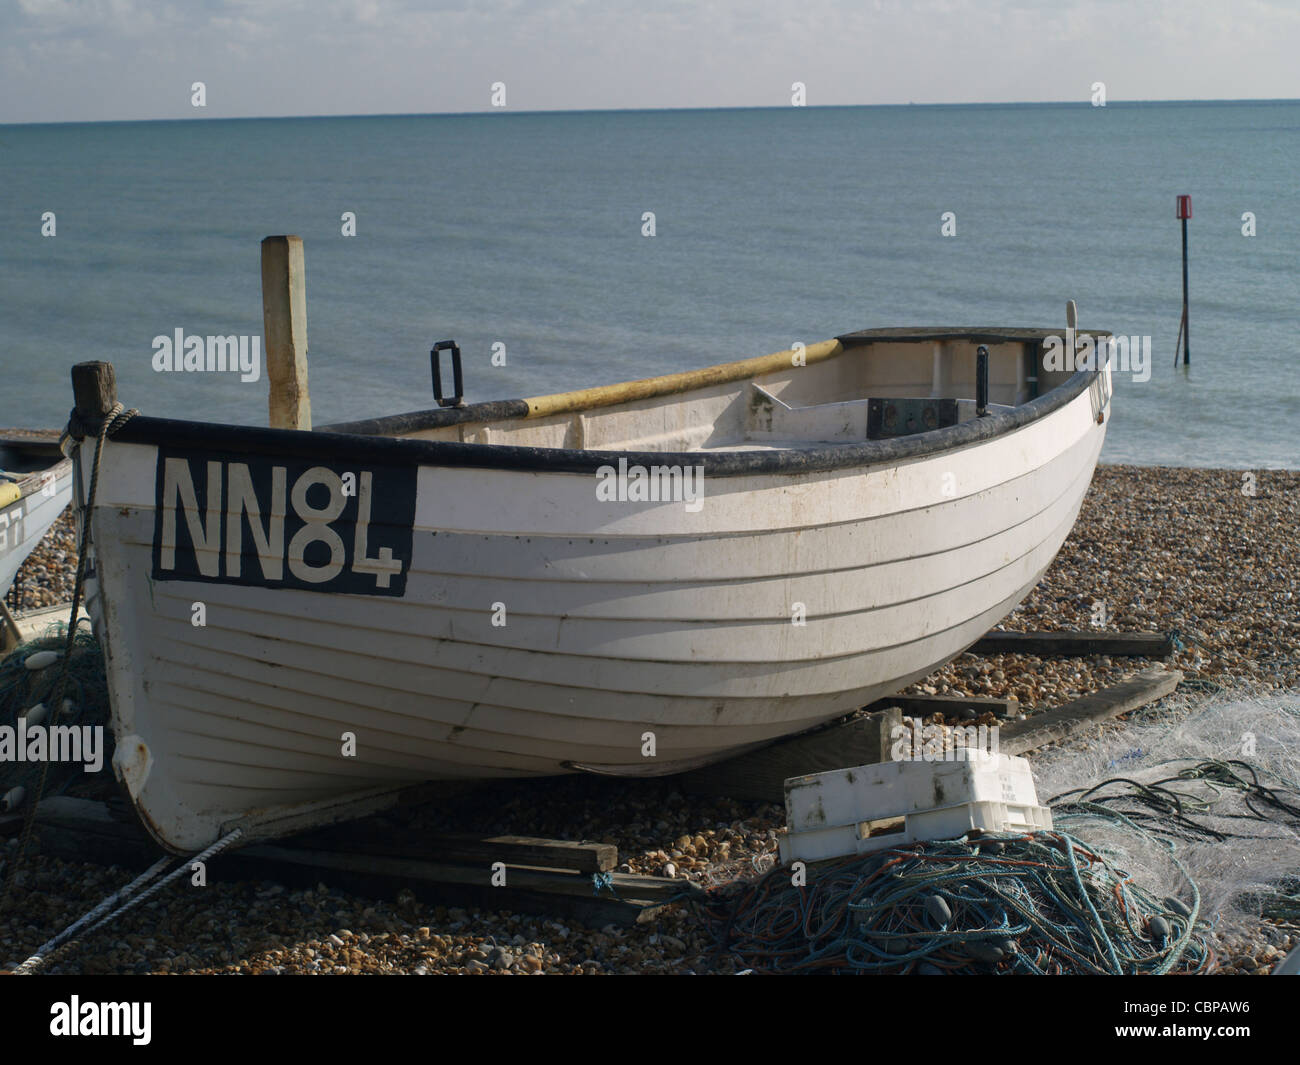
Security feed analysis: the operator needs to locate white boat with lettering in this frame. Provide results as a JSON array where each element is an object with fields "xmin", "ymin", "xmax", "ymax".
[
  {"xmin": 1, "ymin": 434, "xmax": 73, "ymax": 605},
  {"xmin": 67, "ymin": 318, "xmax": 1112, "ymax": 852}
]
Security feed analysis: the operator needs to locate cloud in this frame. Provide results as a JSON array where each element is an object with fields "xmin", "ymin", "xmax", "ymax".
[{"xmin": 1, "ymin": 0, "xmax": 1297, "ymax": 123}]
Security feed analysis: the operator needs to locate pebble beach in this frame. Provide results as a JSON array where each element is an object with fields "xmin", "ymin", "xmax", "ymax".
[{"xmin": 2, "ymin": 463, "xmax": 1297, "ymax": 975}]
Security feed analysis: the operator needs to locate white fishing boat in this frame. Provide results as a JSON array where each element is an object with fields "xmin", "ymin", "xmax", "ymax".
[
  {"xmin": 68, "ymin": 317, "xmax": 1112, "ymax": 852},
  {"xmin": 1, "ymin": 434, "xmax": 73, "ymax": 604}
]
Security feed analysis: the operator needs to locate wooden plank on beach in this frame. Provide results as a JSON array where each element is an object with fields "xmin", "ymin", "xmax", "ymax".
[
  {"xmin": 229, "ymin": 847, "xmax": 666, "ymax": 927},
  {"xmin": 292, "ymin": 821, "xmax": 618, "ymax": 873},
  {"xmin": 244, "ymin": 845, "xmax": 689, "ymax": 903},
  {"xmin": 402, "ymin": 832, "xmax": 618, "ymax": 874},
  {"xmin": 679, "ymin": 707, "xmax": 902, "ymax": 803},
  {"xmin": 969, "ymin": 630, "xmax": 1176, "ymax": 658},
  {"xmin": 999, "ymin": 667, "xmax": 1183, "ymax": 755},
  {"xmin": 0, "ymin": 797, "xmax": 666, "ymax": 927},
  {"xmin": 865, "ymin": 694, "xmax": 1020, "ymax": 720}
]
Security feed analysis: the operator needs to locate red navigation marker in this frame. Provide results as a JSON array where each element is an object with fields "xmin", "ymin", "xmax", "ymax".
[{"xmin": 1175, "ymin": 195, "xmax": 1191, "ymax": 365}]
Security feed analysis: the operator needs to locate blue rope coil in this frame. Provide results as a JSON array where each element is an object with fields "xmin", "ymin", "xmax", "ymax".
[{"xmin": 700, "ymin": 829, "xmax": 1213, "ymax": 975}]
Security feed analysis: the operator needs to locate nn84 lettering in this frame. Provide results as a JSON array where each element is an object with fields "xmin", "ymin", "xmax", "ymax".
[{"xmin": 152, "ymin": 451, "xmax": 416, "ymax": 597}]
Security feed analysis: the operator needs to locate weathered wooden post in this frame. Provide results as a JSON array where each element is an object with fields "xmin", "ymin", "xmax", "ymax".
[
  {"xmin": 261, "ymin": 235, "xmax": 311, "ymax": 430},
  {"xmin": 70, "ymin": 361, "xmax": 118, "ymax": 430}
]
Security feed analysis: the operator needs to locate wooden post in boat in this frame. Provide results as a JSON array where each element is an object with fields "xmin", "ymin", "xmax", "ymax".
[
  {"xmin": 261, "ymin": 235, "xmax": 312, "ymax": 431},
  {"xmin": 70, "ymin": 361, "xmax": 118, "ymax": 428}
]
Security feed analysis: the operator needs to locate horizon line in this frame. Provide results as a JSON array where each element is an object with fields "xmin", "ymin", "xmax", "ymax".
[{"xmin": 4, "ymin": 96, "xmax": 1298, "ymax": 128}]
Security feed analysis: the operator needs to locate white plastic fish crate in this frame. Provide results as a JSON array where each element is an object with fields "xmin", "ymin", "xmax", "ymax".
[{"xmin": 778, "ymin": 751, "xmax": 1053, "ymax": 864}]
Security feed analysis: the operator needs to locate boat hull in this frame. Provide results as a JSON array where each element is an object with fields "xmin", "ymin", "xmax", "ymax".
[
  {"xmin": 1, "ymin": 458, "xmax": 73, "ymax": 600},
  {"xmin": 79, "ymin": 357, "xmax": 1108, "ymax": 852}
]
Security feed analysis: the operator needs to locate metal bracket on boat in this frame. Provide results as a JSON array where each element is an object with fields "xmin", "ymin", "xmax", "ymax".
[
  {"xmin": 866, "ymin": 398, "xmax": 959, "ymax": 439},
  {"xmin": 430, "ymin": 340, "xmax": 465, "ymax": 408},
  {"xmin": 976, "ymin": 345, "xmax": 989, "ymax": 417}
]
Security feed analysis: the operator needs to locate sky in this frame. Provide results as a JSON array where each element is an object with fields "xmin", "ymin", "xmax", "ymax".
[{"xmin": 1, "ymin": 0, "xmax": 1298, "ymax": 124}]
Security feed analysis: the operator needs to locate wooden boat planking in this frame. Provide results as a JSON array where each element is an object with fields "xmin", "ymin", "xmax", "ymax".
[{"xmin": 68, "ymin": 320, "xmax": 1114, "ymax": 852}]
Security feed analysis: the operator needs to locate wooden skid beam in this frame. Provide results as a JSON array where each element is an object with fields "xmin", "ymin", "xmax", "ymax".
[
  {"xmin": 0, "ymin": 798, "xmax": 672, "ymax": 928},
  {"xmin": 999, "ymin": 667, "xmax": 1183, "ymax": 755},
  {"xmin": 866, "ymin": 694, "xmax": 1020, "ymax": 719},
  {"xmin": 678, "ymin": 707, "xmax": 902, "ymax": 803},
  {"xmin": 675, "ymin": 670, "xmax": 1181, "ymax": 804},
  {"xmin": 244, "ymin": 845, "xmax": 686, "ymax": 903},
  {"xmin": 293, "ymin": 821, "xmax": 617, "ymax": 874},
  {"xmin": 969, "ymin": 630, "xmax": 1176, "ymax": 658}
]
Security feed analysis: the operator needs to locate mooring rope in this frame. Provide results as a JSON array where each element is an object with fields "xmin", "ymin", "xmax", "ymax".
[
  {"xmin": 1, "ymin": 402, "xmax": 136, "ymax": 910},
  {"xmin": 9, "ymin": 856, "xmax": 172, "ymax": 973},
  {"xmin": 12, "ymin": 828, "xmax": 243, "ymax": 975}
]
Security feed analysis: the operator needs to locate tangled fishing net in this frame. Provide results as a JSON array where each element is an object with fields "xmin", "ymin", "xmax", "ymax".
[
  {"xmin": 0, "ymin": 624, "xmax": 116, "ymax": 803},
  {"xmin": 702, "ymin": 686, "xmax": 1300, "ymax": 973},
  {"xmin": 1035, "ymin": 686, "xmax": 1300, "ymax": 931},
  {"xmin": 702, "ymin": 828, "xmax": 1211, "ymax": 974}
]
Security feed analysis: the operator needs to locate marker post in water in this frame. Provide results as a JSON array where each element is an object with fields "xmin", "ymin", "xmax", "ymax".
[{"xmin": 1175, "ymin": 194, "xmax": 1191, "ymax": 366}]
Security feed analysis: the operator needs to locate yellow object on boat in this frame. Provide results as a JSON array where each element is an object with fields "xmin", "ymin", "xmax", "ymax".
[{"xmin": 0, "ymin": 482, "xmax": 22, "ymax": 508}]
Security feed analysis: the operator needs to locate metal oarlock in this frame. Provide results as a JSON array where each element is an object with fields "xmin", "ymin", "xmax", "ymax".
[{"xmin": 430, "ymin": 339, "xmax": 465, "ymax": 408}]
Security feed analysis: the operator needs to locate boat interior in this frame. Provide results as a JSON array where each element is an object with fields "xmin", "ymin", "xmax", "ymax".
[
  {"xmin": 361, "ymin": 328, "xmax": 1099, "ymax": 454},
  {"xmin": 0, "ymin": 436, "xmax": 66, "ymax": 506}
]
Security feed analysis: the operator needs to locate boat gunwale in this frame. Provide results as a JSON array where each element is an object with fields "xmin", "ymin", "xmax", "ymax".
[
  {"xmin": 1, "ymin": 436, "xmax": 72, "ymax": 498},
  {"xmin": 1, "ymin": 463, "xmax": 72, "ymax": 511},
  {"xmin": 95, "ymin": 328, "xmax": 1107, "ymax": 478}
]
